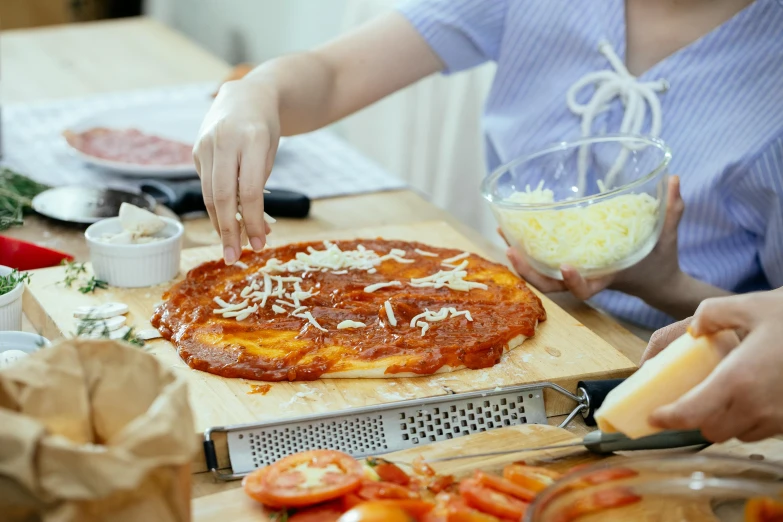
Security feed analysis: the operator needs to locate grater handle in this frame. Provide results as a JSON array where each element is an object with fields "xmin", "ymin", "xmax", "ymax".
[
  {"xmin": 577, "ymin": 379, "xmax": 625, "ymax": 426},
  {"xmin": 582, "ymin": 429, "xmax": 710, "ymax": 454}
]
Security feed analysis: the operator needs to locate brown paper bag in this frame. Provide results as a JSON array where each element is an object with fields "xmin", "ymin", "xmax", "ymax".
[{"xmin": 0, "ymin": 338, "xmax": 197, "ymax": 522}]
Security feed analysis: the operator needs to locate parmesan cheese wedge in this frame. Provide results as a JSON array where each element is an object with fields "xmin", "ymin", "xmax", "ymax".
[
  {"xmin": 595, "ymin": 331, "xmax": 728, "ymax": 439},
  {"xmin": 119, "ymin": 202, "xmax": 165, "ymax": 236}
]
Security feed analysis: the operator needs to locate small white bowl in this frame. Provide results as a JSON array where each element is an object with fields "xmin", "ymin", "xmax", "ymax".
[
  {"xmin": 0, "ymin": 331, "xmax": 51, "ymax": 353},
  {"xmin": 0, "ymin": 265, "xmax": 25, "ymax": 331},
  {"xmin": 85, "ymin": 217, "xmax": 184, "ymax": 288}
]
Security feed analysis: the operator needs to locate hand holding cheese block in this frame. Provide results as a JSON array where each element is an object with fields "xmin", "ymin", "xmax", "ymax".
[
  {"xmin": 649, "ymin": 289, "xmax": 783, "ymax": 443},
  {"xmin": 594, "ymin": 330, "xmax": 735, "ymax": 439}
]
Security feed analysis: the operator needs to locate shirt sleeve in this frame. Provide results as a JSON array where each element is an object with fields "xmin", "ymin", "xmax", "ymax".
[
  {"xmin": 727, "ymin": 137, "xmax": 783, "ymax": 289},
  {"xmin": 396, "ymin": 0, "xmax": 509, "ymax": 74}
]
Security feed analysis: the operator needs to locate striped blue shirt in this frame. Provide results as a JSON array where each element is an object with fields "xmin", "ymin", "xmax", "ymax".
[{"xmin": 398, "ymin": 0, "xmax": 783, "ymax": 330}]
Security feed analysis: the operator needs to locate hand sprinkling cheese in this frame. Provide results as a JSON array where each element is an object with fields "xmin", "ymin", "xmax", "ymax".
[{"xmin": 337, "ymin": 320, "xmax": 367, "ymax": 330}]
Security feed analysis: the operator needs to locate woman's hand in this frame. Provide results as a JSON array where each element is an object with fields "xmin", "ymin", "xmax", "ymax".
[
  {"xmin": 194, "ymin": 80, "xmax": 280, "ymax": 265},
  {"xmin": 507, "ymin": 176, "xmax": 732, "ymax": 318},
  {"xmin": 648, "ymin": 289, "xmax": 783, "ymax": 442}
]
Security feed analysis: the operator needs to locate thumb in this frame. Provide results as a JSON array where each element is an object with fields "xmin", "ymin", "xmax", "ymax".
[
  {"xmin": 648, "ymin": 360, "xmax": 733, "ymax": 432},
  {"xmin": 662, "ymin": 176, "xmax": 684, "ymax": 236},
  {"xmin": 690, "ymin": 295, "xmax": 755, "ymax": 337}
]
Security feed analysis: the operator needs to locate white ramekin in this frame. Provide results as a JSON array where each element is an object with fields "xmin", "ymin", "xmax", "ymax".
[
  {"xmin": 0, "ymin": 331, "xmax": 51, "ymax": 353},
  {"xmin": 85, "ymin": 217, "xmax": 184, "ymax": 288},
  {"xmin": 0, "ymin": 265, "xmax": 24, "ymax": 331}
]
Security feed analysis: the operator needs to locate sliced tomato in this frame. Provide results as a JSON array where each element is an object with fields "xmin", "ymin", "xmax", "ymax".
[
  {"xmin": 475, "ymin": 471, "xmax": 537, "ymax": 502},
  {"xmin": 459, "ymin": 478, "xmax": 529, "ymax": 520},
  {"xmin": 503, "ymin": 464, "xmax": 561, "ymax": 493},
  {"xmin": 422, "ymin": 494, "xmax": 501, "ymax": 522},
  {"xmin": 358, "ymin": 480, "xmax": 420, "ymax": 501},
  {"xmin": 367, "ymin": 458, "xmax": 412, "ymax": 486},
  {"xmin": 289, "ymin": 501, "xmax": 344, "ymax": 522},
  {"xmin": 555, "ymin": 487, "xmax": 642, "ymax": 522},
  {"xmin": 745, "ymin": 496, "xmax": 783, "ymax": 522},
  {"xmin": 343, "ymin": 493, "xmax": 364, "ymax": 511},
  {"xmin": 243, "ymin": 450, "xmax": 364, "ymax": 508},
  {"xmin": 337, "ymin": 501, "xmax": 414, "ymax": 522},
  {"xmin": 427, "ymin": 474, "xmax": 456, "ymax": 494},
  {"xmin": 413, "ymin": 456, "xmax": 437, "ymax": 477}
]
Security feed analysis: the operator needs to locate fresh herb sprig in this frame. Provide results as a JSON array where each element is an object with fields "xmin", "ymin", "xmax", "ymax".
[
  {"xmin": 60, "ymin": 261, "xmax": 107, "ymax": 294},
  {"xmin": 269, "ymin": 510, "xmax": 289, "ymax": 522},
  {"xmin": 0, "ymin": 269, "xmax": 31, "ymax": 297},
  {"xmin": 75, "ymin": 316, "xmax": 146, "ymax": 348},
  {"xmin": 78, "ymin": 276, "xmax": 108, "ymax": 294},
  {"xmin": 0, "ymin": 168, "xmax": 49, "ymax": 231}
]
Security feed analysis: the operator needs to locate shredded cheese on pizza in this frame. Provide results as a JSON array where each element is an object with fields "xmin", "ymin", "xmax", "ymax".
[
  {"xmin": 337, "ymin": 320, "xmax": 367, "ymax": 329},
  {"xmin": 410, "ymin": 261, "xmax": 489, "ymax": 292},
  {"xmin": 410, "ymin": 307, "xmax": 474, "ymax": 336},
  {"xmin": 364, "ymin": 281, "xmax": 402, "ymax": 293},
  {"xmin": 384, "ymin": 300, "xmax": 397, "ymax": 327},
  {"xmin": 442, "ymin": 252, "xmax": 470, "ymax": 265},
  {"xmin": 415, "ymin": 249, "xmax": 439, "ymax": 257}
]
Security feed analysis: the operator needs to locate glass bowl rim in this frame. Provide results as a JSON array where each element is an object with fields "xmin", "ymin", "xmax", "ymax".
[
  {"xmin": 525, "ymin": 453, "xmax": 783, "ymax": 519},
  {"xmin": 481, "ymin": 133, "xmax": 673, "ymax": 211}
]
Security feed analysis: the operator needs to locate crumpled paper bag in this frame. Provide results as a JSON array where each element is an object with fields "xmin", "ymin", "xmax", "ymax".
[{"xmin": 0, "ymin": 338, "xmax": 197, "ymax": 522}]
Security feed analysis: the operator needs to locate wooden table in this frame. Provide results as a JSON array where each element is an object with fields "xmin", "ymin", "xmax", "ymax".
[{"xmin": 3, "ymin": 17, "xmax": 662, "ymax": 498}]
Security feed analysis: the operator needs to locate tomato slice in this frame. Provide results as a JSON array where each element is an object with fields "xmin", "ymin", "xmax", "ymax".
[
  {"xmin": 289, "ymin": 501, "xmax": 345, "ymax": 522},
  {"xmin": 503, "ymin": 464, "xmax": 561, "ymax": 493},
  {"xmin": 422, "ymin": 494, "xmax": 501, "ymax": 522},
  {"xmin": 358, "ymin": 480, "xmax": 420, "ymax": 501},
  {"xmin": 243, "ymin": 450, "xmax": 364, "ymax": 508},
  {"xmin": 337, "ymin": 501, "xmax": 414, "ymax": 522},
  {"xmin": 343, "ymin": 493, "xmax": 364, "ymax": 511},
  {"xmin": 413, "ymin": 456, "xmax": 437, "ymax": 477},
  {"xmin": 459, "ymin": 478, "xmax": 529, "ymax": 520},
  {"xmin": 745, "ymin": 497, "xmax": 783, "ymax": 522},
  {"xmin": 367, "ymin": 458, "xmax": 412, "ymax": 486},
  {"xmin": 428, "ymin": 474, "xmax": 456, "ymax": 494},
  {"xmin": 475, "ymin": 471, "xmax": 537, "ymax": 502},
  {"xmin": 555, "ymin": 487, "xmax": 642, "ymax": 522}
]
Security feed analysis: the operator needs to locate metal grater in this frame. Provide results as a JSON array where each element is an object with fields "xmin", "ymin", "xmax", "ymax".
[{"xmin": 204, "ymin": 382, "xmax": 588, "ymax": 480}]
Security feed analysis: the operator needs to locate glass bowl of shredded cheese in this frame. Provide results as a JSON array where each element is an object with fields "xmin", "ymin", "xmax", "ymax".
[{"xmin": 482, "ymin": 134, "xmax": 671, "ymax": 279}]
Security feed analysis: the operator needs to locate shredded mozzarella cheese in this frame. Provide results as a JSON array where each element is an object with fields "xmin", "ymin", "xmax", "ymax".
[
  {"xmin": 442, "ymin": 252, "xmax": 470, "ymax": 265},
  {"xmin": 410, "ymin": 261, "xmax": 489, "ymax": 292},
  {"xmin": 364, "ymin": 281, "xmax": 402, "ymax": 293},
  {"xmin": 272, "ymin": 305, "xmax": 286, "ymax": 314},
  {"xmin": 497, "ymin": 183, "xmax": 660, "ymax": 271},
  {"xmin": 337, "ymin": 320, "xmax": 367, "ymax": 330},
  {"xmin": 415, "ymin": 249, "xmax": 439, "ymax": 257},
  {"xmin": 384, "ymin": 300, "xmax": 397, "ymax": 327}
]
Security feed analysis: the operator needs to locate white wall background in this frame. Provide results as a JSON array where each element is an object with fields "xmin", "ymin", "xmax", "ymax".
[{"xmin": 143, "ymin": 0, "xmax": 501, "ymax": 244}]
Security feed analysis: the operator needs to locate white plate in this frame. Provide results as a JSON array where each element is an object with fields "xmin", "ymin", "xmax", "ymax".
[{"xmin": 63, "ymin": 100, "xmax": 212, "ymax": 178}]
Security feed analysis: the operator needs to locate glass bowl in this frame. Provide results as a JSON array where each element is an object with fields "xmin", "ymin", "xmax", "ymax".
[
  {"xmin": 482, "ymin": 135, "xmax": 671, "ymax": 280},
  {"xmin": 525, "ymin": 455, "xmax": 783, "ymax": 522}
]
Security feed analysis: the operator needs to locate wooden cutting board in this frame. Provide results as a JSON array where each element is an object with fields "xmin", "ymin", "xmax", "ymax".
[
  {"xmin": 192, "ymin": 424, "xmax": 783, "ymax": 522},
  {"xmin": 23, "ymin": 221, "xmax": 636, "ymax": 436}
]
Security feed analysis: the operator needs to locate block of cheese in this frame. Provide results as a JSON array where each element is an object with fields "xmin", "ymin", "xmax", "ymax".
[{"xmin": 595, "ymin": 332, "xmax": 725, "ymax": 439}]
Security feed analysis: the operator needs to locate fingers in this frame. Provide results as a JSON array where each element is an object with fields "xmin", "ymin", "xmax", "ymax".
[
  {"xmin": 238, "ymin": 135, "xmax": 270, "ymax": 252},
  {"xmin": 507, "ymin": 248, "xmax": 566, "ymax": 293},
  {"xmin": 690, "ymin": 294, "xmax": 756, "ymax": 337},
  {"xmin": 560, "ymin": 265, "xmax": 612, "ymax": 301},
  {"xmin": 640, "ymin": 316, "xmax": 692, "ymax": 365},
  {"xmin": 649, "ymin": 361, "xmax": 736, "ymax": 441},
  {"xmin": 195, "ymin": 143, "xmax": 220, "ymax": 234},
  {"xmin": 211, "ymin": 133, "xmax": 241, "ymax": 265},
  {"xmin": 663, "ymin": 175, "xmax": 684, "ymax": 235}
]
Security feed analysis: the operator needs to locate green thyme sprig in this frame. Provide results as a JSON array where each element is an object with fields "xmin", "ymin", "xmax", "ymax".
[
  {"xmin": 0, "ymin": 269, "xmax": 31, "ymax": 297},
  {"xmin": 78, "ymin": 276, "xmax": 108, "ymax": 294},
  {"xmin": 75, "ymin": 315, "xmax": 145, "ymax": 348},
  {"xmin": 269, "ymin": 510, "xmax": 289, "ymax": 522},
  {"xmin": 60, "ymin": 261, "xmax": 107, "ymax": 294},
  {"xmin": 0, "ymin": 168, "xmax": 49, "ymax": 231}
]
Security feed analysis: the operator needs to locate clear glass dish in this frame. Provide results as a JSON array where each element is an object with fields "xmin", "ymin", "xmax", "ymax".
[
  {"xmin": 524, "ymin": 454, "xmax": 783, "ymax": 522},
  {"xmin": 482, "ymin": 135, "xmax": 671, "ymax": 280}
]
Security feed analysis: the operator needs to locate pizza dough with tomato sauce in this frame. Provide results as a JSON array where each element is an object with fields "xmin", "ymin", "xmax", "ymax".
[{"xmin": 152, "ymin": 239, "xmax": 546, "ymax": 381}]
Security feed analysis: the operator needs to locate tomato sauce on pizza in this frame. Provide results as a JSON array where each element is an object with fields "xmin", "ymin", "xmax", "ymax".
[{"xmin": 151, "ymin": 239, "xmax": 546, "ymax": 381}]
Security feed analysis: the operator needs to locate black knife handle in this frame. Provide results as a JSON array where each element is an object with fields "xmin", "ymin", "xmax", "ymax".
[
  {"xmin": 264, "ymin": 188, "xmax": 311, "ymax": 218},
  {"xmin": 140, "ymin": 180, "xmax": 310, "ymax": 218},
  {"xmin": 578, "ymin": 379, "xmax": 626, "ymax": 426},
  {"xmin": 582, "ymin": 429, "xmax": 710, "ymax": 454}
]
